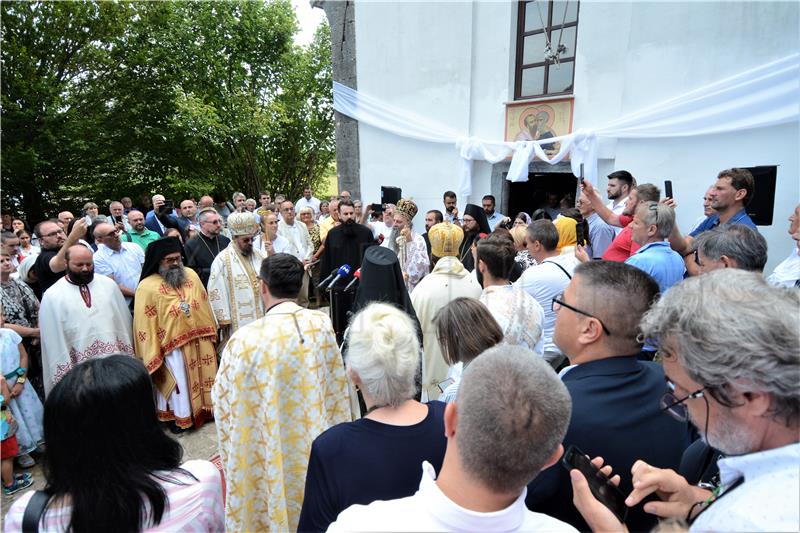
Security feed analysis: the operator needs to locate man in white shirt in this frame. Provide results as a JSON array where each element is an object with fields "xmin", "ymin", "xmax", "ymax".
[
  {"xmin": 329, "ymin": 345, "xmax": 578, "ymax": 533},
  {"xmin": 295, "ymin": 186, "xmax": 321, "ymax": 216},
  {"xmin": 572, "ymin": 269, "xmax": 799, "ymax": 533},
  {"xmin": 515, "ymin": 220, "xmax": 576, "ymax": 368},
  {"xmin": 277, "ymin": 200, "xmax": 313, "ymax": 306},
  {"xmin": 92, "ymin": 222, "xmax": 144, "ymax": 306},
  {"xmin": 606, "ymin": 170, "xmax": 635, "ymax": 235}
]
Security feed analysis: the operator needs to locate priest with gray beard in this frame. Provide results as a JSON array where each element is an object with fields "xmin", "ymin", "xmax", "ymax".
[{"xmin": 133, "ymin": 237, "xmax": 218, "ymax": 432}]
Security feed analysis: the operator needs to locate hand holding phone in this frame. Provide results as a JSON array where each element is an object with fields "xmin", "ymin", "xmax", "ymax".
[{"xmin": 562, "ymin": 445, "xmax": 628, "ymax": 523}]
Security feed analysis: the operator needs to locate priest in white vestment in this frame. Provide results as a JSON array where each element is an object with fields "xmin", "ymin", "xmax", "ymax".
[
  {"xmin": 410, "ymin": 222, "xmax": 481, "ymax": 401},
  {"xmin": 39, "ymin": 245, "xmax": 133, "ymax": 395},
  {"xmin": 208, "ymin": 211, "xmax": 265, "ymax": 338},
  {"xmin": 276, "ymin": 200, "xmax": 313, "ymax": 306},
  {"xmin": 386, "ymin": 199, "xmax": 429, "ymax": 293},
  {"xmin": 213, "ymin": 253, "xmax": 351, "ymax": 532}
]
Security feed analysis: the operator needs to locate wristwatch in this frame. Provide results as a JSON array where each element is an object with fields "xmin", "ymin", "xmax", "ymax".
[{"xmin": 16, "ymin": 376, "xmax": 26, "ymax": 384}]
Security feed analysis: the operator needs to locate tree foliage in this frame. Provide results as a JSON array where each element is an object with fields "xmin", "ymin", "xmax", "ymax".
[{"xmin": 1, "ymin": 0, "xmax": 335, "ymax": 222}]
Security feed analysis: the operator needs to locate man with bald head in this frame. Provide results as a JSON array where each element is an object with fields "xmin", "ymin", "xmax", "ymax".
[
  {"xmin": 39, "ymin": 244, "xmax": 133, "ymax": 395},
  {"xmin": 319, "ymin": 198, "xmax": 340, "ymax": 242},
  {"xmin": 93, "ymin": 222, "xmax": 145, "ymax": 306},
  {"xmin": 34, "ymin": 217, "xmax": 88, "ymax": 293},
  {"xmin": 122, "ymin": 209, "xmax": 160, "ymax": 252},
  {"xmin": 145, "ymin": 193, "xmax": 180, "ymax": 236},
  {"xmin": 57, "ymin": 211, "xmax": 74, "ymax": 229},
  {"xmin": 199, "ymin": 195, "xmax": 215, "ymax": 210}
]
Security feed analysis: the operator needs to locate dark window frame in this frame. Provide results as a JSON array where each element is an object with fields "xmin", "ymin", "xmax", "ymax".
[{"xmin": 514, "ymin": 1, "xmax": 580, "ymax": 100}]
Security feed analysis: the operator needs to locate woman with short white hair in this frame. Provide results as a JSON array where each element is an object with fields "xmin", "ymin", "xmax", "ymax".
[{"xmin": 298, "ymin": 303, "xmax": 447, "ymax": 532}]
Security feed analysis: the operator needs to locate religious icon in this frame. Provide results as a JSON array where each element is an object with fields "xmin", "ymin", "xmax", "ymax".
[{"xmin": 505, "ymin": 98, "xmax": 574, "ymax": 158}]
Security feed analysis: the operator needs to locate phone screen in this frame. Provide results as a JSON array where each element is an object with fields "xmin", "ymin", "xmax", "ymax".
[
  {"xmin": 561, "ymin": 445, "xmax": 628, "ymax": 523},
  {"xmin": 664, "ymin": 180, "xmax": 673, "ymax": 199}
]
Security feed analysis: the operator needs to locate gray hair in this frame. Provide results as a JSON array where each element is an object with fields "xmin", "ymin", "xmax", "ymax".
[
  {"xmin": 641, "ymin": 269, "xmax": 799, "ymax": 427},
  {"xmin": 526, "ymin": 219, "xmax": 559, "ymax": 251},
  {"xmin": 693, "ymin": 225, "xmax": 767, "ymax": 272},
  {"xmin": 637, "ymin": 201, "xmax": 675, "ymax": 238},
  {"xmin": 297, "ymin": 206, "xmax": 314, "ymax": 216},
  {"xmin": 345, "ymin": 303, "xmax": 420, "ymax": 407},
  {"xmin": 456, "ymin": 345, "xmax": 571, "ymax": 493},
  {"xmin": 232, "ymin": 192, "xmax": 245, "ymax": 202}
]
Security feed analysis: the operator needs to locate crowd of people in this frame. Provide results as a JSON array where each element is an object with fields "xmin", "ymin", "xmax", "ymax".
[{"xmin": 0, "ymin": 168, "xmax": 797, "ymax": 532}]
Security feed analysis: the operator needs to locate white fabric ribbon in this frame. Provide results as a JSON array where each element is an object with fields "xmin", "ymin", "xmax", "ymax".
[{"xmin": 332, "ymin": 53, "xmax": 799, "ymax": 201}]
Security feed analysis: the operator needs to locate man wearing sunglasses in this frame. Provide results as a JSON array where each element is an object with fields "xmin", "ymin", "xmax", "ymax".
[
  {"xmin": 573, "ymin": 269, "xmax": 799, "ymax": 532},
  {"xmin": 525, "ymin": 261, "xmax": 691, "ymax": 532}
]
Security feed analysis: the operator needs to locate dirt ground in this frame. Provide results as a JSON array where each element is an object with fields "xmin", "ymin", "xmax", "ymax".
[{"xmin": 1, "ymin": 421, "xmax": 220, "ymax": 524}]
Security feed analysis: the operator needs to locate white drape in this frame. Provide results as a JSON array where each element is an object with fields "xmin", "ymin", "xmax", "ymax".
[{"xmin": 332, "ymin": 53, "xmax": 799, "ymax": 200}]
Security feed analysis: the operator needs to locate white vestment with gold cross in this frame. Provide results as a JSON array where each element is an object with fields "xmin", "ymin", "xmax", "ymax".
[
  {"xmin": 211, "ymin": 301, "xmax": 352, "ymax": 532},
  {"xmin": 207, "ymin": 243, "xmax": 265, "ymax": 334}
]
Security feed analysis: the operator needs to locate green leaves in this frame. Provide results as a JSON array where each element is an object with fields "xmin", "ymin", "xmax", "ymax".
[{"xmin": 1, "ymin": 0, "xmax": 334, "ymax": 221}]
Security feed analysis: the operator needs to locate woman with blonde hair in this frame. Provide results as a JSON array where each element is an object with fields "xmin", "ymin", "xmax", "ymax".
[
  {"xmin": 511, "ymin": 224, "xmax": 536, "ymax": 270},
  {"xmin": 298, "ymin": 302, "xmax": 447, "ymax": 532}
]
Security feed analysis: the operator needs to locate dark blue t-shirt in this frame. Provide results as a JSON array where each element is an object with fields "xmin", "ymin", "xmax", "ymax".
[{"xmin": 297, "ymin": 401, "xmax": 448, "ymax": 532}]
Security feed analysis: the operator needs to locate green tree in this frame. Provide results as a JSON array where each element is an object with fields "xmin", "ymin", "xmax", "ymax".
[{"xmin": 1, "ymin": 0, "xmax": 336, "ymax": 222}]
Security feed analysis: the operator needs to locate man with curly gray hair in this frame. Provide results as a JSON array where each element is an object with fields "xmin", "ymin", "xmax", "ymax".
[
  {"xmin": 328, "ymin": 345, "xmax": 577, "ymax": 532},
  {"xmin": 575, "ymin": 269, "xmax": 799, "ymax": 532}
]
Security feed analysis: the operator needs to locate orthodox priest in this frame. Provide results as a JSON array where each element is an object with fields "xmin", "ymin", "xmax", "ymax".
[
  {"xmin": 39, "ymin": 245, "xmax": 133, "ymax": 395},
  {"xmin": 133, "ymin": 237, "xmax": 217, "ymax": 431},
  {"xmin": 319, "ymin": 199, "xmax": 375, "ymax": 285},
  {"xmin": 410, "ymin": 222, "xmax": 481, "ymax": 400},
  {"xmin": 184, "ymin": 208, "xmax": 230, "ymax": 287},
  {"xmin": 212, "ymin": 253, "xmax": 352, "ymax": 532},
  {"xmin": 386, "ymin": 198, "xmax": 429, "ymax": 293},
  {"xmin": 458, "ymin": 203, "xmax": 492, "ymax": 271},
  {"xmin": 208, "ymin": 211, "xmax": 265, "ymax": 341}
]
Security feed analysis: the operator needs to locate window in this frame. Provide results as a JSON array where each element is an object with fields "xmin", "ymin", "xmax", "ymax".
[{"xmin": 514, "ymin": 0, "xmax": 579, "ymax": 99}]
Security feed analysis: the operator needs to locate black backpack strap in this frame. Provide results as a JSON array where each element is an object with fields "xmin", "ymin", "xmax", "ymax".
[
  {"xmin": 22, "ymin": 490, "xmax": 50, "ymax": 533},
  {"xmin": 542, "ymin": 260, "xmax": 572, "ymax": 279}
]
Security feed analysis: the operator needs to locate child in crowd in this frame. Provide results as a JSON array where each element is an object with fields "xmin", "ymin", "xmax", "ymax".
[
  {"xmin": 1, "ymin": 376, "xmax": 33, "ymax": 495},
  {"xmin": 0, "ymin": 313, "xmax": 44, "ymax": 469}
]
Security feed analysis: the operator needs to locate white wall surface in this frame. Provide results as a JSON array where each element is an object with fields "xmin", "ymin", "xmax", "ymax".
[{"xmin": 353, "ymin": 1, "xmax": 799, "ymax": 272}]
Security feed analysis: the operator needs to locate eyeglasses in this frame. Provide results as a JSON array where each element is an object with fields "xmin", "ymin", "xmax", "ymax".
[
  {"xmin": 551, "ymin": 293, "xmax": 612, "ymax": 336},
  {"xmin": 203, "ymin": 219, "xmax": 222, "ymax": 225},
  {"xmin": 693, "ymin": 249, "xmax": 703, "ymax": 267},
  {"xmin": 660, "ymin": 380, "xmax": 706, "ymax": 422},
  {"xmin": 42, "ymin": 229, "xmax": 65, "ymax": 238},
  {"xmin": 649, "ymin": 203, "xmax": 659, "ymax": 225}
]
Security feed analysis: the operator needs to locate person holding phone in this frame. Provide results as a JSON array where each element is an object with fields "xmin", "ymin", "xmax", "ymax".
[
  {"xmin": 570, "ymin": 269, "xmax": 799, "ymax": 532},
  {"xmin": 525, "ymin": 261, "xmax": 691, "ymax": 532}
]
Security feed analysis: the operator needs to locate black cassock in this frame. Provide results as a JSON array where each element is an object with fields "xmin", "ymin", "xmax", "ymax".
[{"xmin": 319, "ymin": 222, "xmax": 376, "ymax": 285}]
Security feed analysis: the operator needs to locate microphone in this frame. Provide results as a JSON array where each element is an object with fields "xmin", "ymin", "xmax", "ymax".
[
  {"xmin": 326, "ymin": 264, "xmax": 352, "ymax": 290},
  {"xmin": 317, "ymin": 268, "xmax": 338, "ymax": 289},
  {"xmin": 343, "ymin": 268, "xmax": 361, "ymax": 291}
]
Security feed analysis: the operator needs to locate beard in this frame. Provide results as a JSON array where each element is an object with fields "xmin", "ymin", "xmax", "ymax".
[
  {"xmin": 699, "ymin": 405, "xmax": 757, "ymax": 456},
  {"xmin": 68, "ymin": 268, "xmax": 94, "ymax": 285},
  {"xmin": 159, "ymin": 264, "xmax": 186, "ymax": 288},
  {"xmin": 341, "ymin": 218, "xmax": 357, "ymax": 236}
]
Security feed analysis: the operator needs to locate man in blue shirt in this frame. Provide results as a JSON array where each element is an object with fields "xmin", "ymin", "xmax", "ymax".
[
  {"xmin": 625, "ymin": 202, "xmax": 685, "ymax": 293},
  {"xmin": 669, "ymin": 168, "xmax": 757, "ymax": 276}
]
